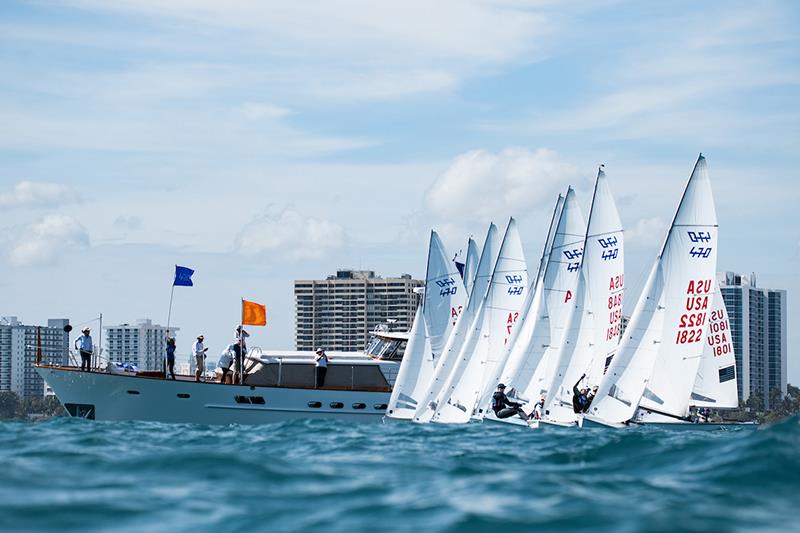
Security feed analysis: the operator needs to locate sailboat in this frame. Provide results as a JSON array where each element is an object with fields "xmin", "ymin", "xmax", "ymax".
[
  {"xmin": 429, "ymin": 218, "xmax": 528, "ymax": 424},
  {"xmin": 541, "ymin": 167, "xmax": 625, "ymax": 427},
  {"xmin": 386, "ymin": 231, "xmax": 466, "ymax": 420},
  {"xmin": 502, "ymin": 188, "xmax": 586, "ymax": 414},
  {"xmin": 413, "ymin": 224, "xmax": 501, "ymax": 423},
  {"xmin": 585, "ymin": 154, "xmax": 718, "ymax": 428}
]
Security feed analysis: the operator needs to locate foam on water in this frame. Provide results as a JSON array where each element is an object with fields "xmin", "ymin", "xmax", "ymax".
[{"xmin": 0, "ymin": 416, "xmax": 797, "ymax": 532}]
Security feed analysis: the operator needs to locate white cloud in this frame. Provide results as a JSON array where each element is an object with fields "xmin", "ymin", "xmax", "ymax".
[
  {"xmin": 9, "ymin": 214, "xmax": 90, "ymax": 266},
  {"xmin": 113, "ymin": 215, "xmax": 143, "ymax": 231},
  {"xmin": 234, "ymin": 209, "xmax": 345, "ymax": 260},
  {"xmin": 626, "ymin": 216, "xmax": 667, "ymax": 246},
  {"xmin": 426, "ymin": 147, "xmax": 580, "ymax": 222},
  {"xmin": 0, "ymin": 181, "xmax": 75, "ymax": 209}
]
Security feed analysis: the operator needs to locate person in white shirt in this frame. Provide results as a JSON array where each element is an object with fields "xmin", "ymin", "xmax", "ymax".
[
  {"xmin": 193, "ymin": 335, "xmax": 208, "ymax": 382},
  {"xmin": 314, "ymin": 348, "xmax": 329, "ymax": 388},
  {"xmin": 531, "ymin": 396, "xmax": 545, "ymax": 421},
  {"xmin": 74, "ymin": 328, "xmax": 93, "ymax": 372}
]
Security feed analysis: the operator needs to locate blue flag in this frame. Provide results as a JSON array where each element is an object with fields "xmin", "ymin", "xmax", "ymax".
[{"xmin": 173, "ymin": 265, "xmax": 194, "ymax": 287}]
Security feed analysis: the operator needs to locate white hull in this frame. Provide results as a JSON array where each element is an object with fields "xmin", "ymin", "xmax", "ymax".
[
  {"xmin": 37, "ymin": 366, "xmax": 390, "ymax": 424},
  {"xmin": 638, "ymin": 421, "xmax": 759, "ymax": 431}
]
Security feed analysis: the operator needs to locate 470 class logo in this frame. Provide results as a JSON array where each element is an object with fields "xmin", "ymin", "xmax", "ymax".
[
  {"xmin": 688, "ymin": 232, "xmax": 713, "ymax": 258},
  {"xmin": 436, "ymin": 277, "xmax": 457, "ymax": 297}
]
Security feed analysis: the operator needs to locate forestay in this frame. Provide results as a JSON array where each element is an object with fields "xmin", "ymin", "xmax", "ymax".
[
  {"xmin": 690, "ymin": 282, "xmax": 738, "ymax": 409},
  {"xmin": 414, "ymin": 224, "xmax": 500, "ymax": 423},
  {"xmin": 432, "ymin": 218, "xmax": 528, "ymax": 423},
  {"xmin": 545, "ymin": 168, "xmax": 625, "ymax": 423},
  {"xmin": 589, "ymin": 155, "xmax": 717, "ymax": 424}
]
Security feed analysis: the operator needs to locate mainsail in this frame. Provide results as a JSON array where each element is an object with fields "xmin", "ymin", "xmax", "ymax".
[
  {"xmin": 589, "ymin": 154, "xmax": 717, "ymax": 425},
  {"xmin": 423, "ymin": 231, "xmax": 468, "ymax": 365},
  {"xmin": 544, "ymin": 168, "xmax": 625, "ymax": 423},
  {"xmin": 386, "ymin": 305, "xmax": 433, "ymax": 419},
  {"xmin": 414, "ymin": 224, "xmax": 500, "ymax": 423},
  {"xmin": 509, "ymin": 188, "xmax": 586, "ymax": 404},
  {"xmin": 463, "ymin": 237, "xmax": 480, "ymax": 298},
  {"xmin": 690, "ymin": 281, "xmax": 738, "ymax": 409},
  {"xmin": 431, "ymin": 218, "xmax": 528, "ymax": 423},
  {"xmin": 493, "ymin": 195, "xmax": 564, "ymax": 400}
]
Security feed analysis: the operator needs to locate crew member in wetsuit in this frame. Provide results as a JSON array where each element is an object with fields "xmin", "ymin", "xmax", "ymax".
[
  {"xmin": 531, "ymin": 396, "xmax": 545, "ymax": 420},
  {"xmin": 572, "ymin": 374, "xmax": 589, "ymax": 414},
  {"xmin": 583, "ymin": 385, "xmax": 598, "ymax": 413},
  {"xmin": 492, "ymin": 384, "xmax": 527, "ymax": 420}
]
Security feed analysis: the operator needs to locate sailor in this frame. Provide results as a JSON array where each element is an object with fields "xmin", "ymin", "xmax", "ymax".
[
  {"xmin": 531, "ymin": 395, "xmax": 545, "ymax": 420},
  {"xmin": 572, "ymin": 374, "xmax": 590, "ymax": 413},
  {"xmin": 314, "ymin": 348, "xmax": 329, "ymax": 388},
  {"xmin": 583, "ymin": 385, "xmax": 599, "ymax": 413},
  {"xmin": 74, "ymin": 327, "xmax": 93, "ymax": 372},
  {"xmin": 193, "ymin": 335, "xmax": 208, "ymax": 382},
  {"xmin": 166, "ymin": 337, "xmax": 177, "ymax": 380},
  {"xmin": 491, "ymin": 384, "xmax": 527, "ymax": 420}
]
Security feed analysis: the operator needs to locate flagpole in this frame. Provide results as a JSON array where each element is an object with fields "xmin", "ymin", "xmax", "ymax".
[{"xmin": 239, "ymin": 298, "xmax": 244, "ymax": 386}]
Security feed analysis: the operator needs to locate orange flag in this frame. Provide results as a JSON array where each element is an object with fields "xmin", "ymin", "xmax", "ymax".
[{"xmin": 242, "ymin": 299, "xmax": 267, "ymax": 326}]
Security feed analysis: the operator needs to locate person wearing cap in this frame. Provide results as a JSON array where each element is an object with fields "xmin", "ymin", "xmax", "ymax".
[
  {"xmin": 193, "ymin": 335, "xmax": 208, "ymax": 382},
  {"xmin": 166, "ymin": 337, "xmax": 177, "ymax": 380},
  {"xmin": 232, "ymin": 327, "xmax": 248, "ymax": 384},
  {"xmin": 74, "ymin": 328, "xmax": 93, "ymax": 372},
  {"xmin": 491, "ymin": 383, "xmax": 526, "ymax": 420},
  {"xmin": 572, "ymin": 374, "xmax": 590, "ymax": 413},
  {"xmin": 314, "ymin": 348, "xmax": 328, "ymax": 388}
]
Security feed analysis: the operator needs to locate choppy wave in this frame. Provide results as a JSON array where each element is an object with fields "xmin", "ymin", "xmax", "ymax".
[{"xmin": 0, "ymin": 416, "xmax": 797, "ymax": 532}]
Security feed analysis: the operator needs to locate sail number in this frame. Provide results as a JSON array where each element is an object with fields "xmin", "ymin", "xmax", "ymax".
[
  {"xmin": 606, "ymin": 275, "xmax": 624, "ymax": 341},
  {"xmin": 707, "ymin": 309, "xmax": 732, "ymax": 357},
  {"xmin": 675, "ymin": 279, "xmax": 711, "ymax": 345}
]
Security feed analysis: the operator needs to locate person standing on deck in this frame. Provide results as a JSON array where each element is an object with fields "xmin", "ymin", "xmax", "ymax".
[
  {"xmin": 233, "ymin": 327, "xmax": 249, "ymax": 384},
  {"xmin": 531, "ymin": 396, "xmax": 545, "ymax": 420},
  {"xmin": 314, "ymin": 348, "xmax": 329, "ymax": 388},
  {"xmin": 193, "ymin": 335, "xmax": 208, "ymax": 382},
  {"xmin": 166, "ymin": 337, "xmax": 177, "ymax": 380},
  {"xmin": 74, "ymin": 328, "xmax": 93, "ymax": 372}
]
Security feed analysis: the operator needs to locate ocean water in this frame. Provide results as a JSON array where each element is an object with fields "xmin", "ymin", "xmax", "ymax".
[{"xmin": 0, "ymin": 416, "xmax": 797, "ymax": 533}]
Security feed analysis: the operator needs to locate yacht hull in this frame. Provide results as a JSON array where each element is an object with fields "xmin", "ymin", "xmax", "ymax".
[{"xmin": 37, "ymin": 366, "xmax": 390, "ymax": 424}]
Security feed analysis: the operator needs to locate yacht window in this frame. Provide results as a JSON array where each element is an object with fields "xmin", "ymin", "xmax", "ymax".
[
  {"xmin": 307, "ymin": 401, "xmax": 322, "ymax": 408},
  {"xmin": 177, "ymin": 393, "xmax": 190, "ymax": 399},
  {"xmin": 127, "ymin": 390, "xmax": 140, "ymax": 395},
  {"xmin": 329, "ymin": 402, "xmax": 344, "ymax": 409},
  {"xmin": 352, "ymin": 403, "xmax": 366, "ymax": 409},
  {"xmin": 373, "ymin": 403, "xmax": 388, "ymax": 410}
]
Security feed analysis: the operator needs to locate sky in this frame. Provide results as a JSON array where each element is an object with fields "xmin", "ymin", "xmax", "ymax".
[{"xmin": 0, "ymin": 1, "xmax": 798, "ymax": 382}]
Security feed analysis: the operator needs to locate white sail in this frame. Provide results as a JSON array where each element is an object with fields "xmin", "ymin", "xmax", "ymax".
[
  {"xmin": 509, "ymin": 188, "xmax": 586, "ymax": 404},
  {"xmin": 432, "ymin": 218, "xmax": 528, "ymax": 423},
  {"xmin": 413, "ymin": 224, "xmax": 500, "ymax": 423},
  {"xmin": 463, "ymin": 237, "xmax": 480, "ymax": 297},
  {"xmin": 690, "ymin": 282, "xmax": 738, "ymax": 409},
  {"xmin": 545, "ymin": 168, "xmax": 625, "ymax": 423},
  {"xmin": 589, "ymin": 155, "xmax": 718, "ymax": 425},
  {"xmin": 423, "ymin": 231, "xmax": 468, "ymax": 365},
  {"xmin": 493, "ymin": 195, "xmax": 564, "ymax": 401},
  {"xmin": 386, "ymin": 305, "xmax": 433, "ymax": 419}
]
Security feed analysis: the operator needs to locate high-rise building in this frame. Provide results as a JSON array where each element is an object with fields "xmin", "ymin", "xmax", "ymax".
[
  {"xmin": 104, "ymin": 319, "xmax": 177, "ymax": 371},
  {"xmin": 0, "ymin": 316, "xmax": 69, "ymax": 398},
  {"xmin": 294, "ymin": 270, "xmax": 423, "ymax": 352},
  {"xmin": 718, "ymin": 272, "xmax": 787, "ymax": 408}
]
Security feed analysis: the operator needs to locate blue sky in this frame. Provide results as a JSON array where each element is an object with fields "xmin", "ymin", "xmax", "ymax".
[{"xmin": 1, "ymin": 1, "xmax": 798, "ymax": 382}]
